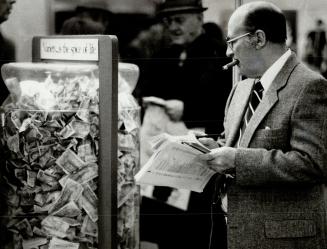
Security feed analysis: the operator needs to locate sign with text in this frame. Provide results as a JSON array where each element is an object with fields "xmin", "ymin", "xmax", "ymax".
[{"xmin": 40, "ymin": 38, "xmax": 99, "ymax": 61}]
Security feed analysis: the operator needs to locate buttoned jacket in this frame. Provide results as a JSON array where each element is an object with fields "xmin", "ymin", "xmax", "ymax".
[{"xmin": 224, "ymin": 53, "xmax": 327, "ymax": 249}]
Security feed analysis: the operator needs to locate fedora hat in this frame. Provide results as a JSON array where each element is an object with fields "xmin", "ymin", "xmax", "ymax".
[{"xmin": 157, "ymin": 0, "xmax": 208, "ymax": 16}]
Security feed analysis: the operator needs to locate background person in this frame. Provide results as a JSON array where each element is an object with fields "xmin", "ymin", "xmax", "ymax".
[
  {"xmin": 0, "ymin": 0, "xmax": 16, "ymax": 104},
  {"xmin": 304, "ymin": 19, "xmax": 327, "ymax": 73},
  {"xmin": 135, "ymin": 0, "xmax": 231, "ymax": 135},
  {"xmin": 74, "ymin": 5, "xmax": 111, "ymax": 34},
  {"xmin": 203, "ymin": 21, "xmax": 224, "ymax": 42},
  {"xmin": 138, "ymin": 0, "xmax": 232, "ymax": 249},
  {"xmin": 0, "ymin": 1, "xmax": 16, "ymax": 248},
  {"xmin": 199, "ymin": 2, "xmax": 327, "ymax": 249},
  {"xmin": 60, "ymin": 16, "xmax": 106, "ymax": 35}
]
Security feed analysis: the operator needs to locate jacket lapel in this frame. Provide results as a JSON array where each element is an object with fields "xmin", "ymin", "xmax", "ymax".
[
  {"xmin": 225, "ymin": 79, "xmax": 254, "ymax": 147},
  {"xmin": 240, "ymin": 53, "xmax": 300, "ymax": 147}
]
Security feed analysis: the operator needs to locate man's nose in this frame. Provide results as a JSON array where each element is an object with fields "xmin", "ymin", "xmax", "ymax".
[
  {"xmin": 168, "ymin": 21, "xmax": 181, "ymax": 31},
  {"xmin": 226, "ymin": 45, "xmax": 233, "ymax": 58}
]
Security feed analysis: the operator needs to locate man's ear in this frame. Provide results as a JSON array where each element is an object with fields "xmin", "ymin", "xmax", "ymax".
[{"xmin": 252, "ymin": 29, "xmax": 266, "ymax": 49}]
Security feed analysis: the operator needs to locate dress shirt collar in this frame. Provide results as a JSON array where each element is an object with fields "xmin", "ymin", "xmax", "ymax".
[{"xmin": 259, "ymin": 49, "xmax": 292, "ymax": 95}]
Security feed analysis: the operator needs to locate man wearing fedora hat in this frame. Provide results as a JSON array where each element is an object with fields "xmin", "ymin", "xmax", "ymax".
[{"xmin": 139, "ymin": 1, "xmax": 232, "ymax": 249}]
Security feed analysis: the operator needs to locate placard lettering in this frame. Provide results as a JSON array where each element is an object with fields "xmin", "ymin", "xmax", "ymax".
[{"xmin": 40, "ymin": 39, "xmax": 99, "ymax": 61}]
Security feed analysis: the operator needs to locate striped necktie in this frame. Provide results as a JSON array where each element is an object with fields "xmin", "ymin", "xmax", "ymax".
[{"xmin": 237, "ymin": 80, "xmax": 264, "ymax": 147}]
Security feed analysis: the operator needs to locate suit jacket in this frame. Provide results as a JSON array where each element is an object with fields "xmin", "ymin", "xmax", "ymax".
[{"xmin": 223, "ymin": 53, "xmax": 327, "ymax": 249}]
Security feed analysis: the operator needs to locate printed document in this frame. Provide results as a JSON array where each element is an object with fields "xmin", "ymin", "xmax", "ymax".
[{"xmin": 135, "ymin": 133, "xmax": 216, "ymax": 192}]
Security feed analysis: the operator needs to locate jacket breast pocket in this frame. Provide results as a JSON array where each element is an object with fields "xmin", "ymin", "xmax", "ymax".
[{"xmin": 250, "ymin": 128, "xmax": 289, "ymax": 151}]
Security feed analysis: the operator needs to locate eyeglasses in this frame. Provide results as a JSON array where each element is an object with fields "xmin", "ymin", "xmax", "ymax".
[{"xmin": 226, "ymin": 32, "xmax": 252, "ymax": 50}]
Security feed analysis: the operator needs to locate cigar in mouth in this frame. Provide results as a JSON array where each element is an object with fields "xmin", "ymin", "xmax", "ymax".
[{"xmin": 222, "ymin": 60, "xmax": 239, "ymax": 70}]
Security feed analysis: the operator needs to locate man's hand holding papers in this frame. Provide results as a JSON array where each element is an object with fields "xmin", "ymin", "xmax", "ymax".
[{"xmin": 135, "ymin": 133, "xmax": 217, "ymax": 192}]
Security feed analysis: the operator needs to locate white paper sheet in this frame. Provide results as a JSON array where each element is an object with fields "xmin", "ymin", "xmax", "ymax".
[{"xmin": 135, "ymin": 133, "xmax": 215, "ymax": 192}]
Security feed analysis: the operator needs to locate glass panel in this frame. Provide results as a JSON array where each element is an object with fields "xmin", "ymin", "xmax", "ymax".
[
  {"xmin": 117, "ymin": 63, "xmax": 141, "ymax": 249},
  {"xmin": 0, "ymin": 62, "xmax": 100, "ymax": 249}
]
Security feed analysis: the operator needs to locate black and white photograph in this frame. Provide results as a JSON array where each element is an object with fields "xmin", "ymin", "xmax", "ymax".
[{"xmin": 0, "ymin": 1, "xmax": 326, "ymax": 249}]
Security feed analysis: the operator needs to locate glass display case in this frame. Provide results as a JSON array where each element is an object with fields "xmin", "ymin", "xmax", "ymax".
[
  {"xmin": 0, "ymin": 35, "xmax": 140, "ymax": 249},
  {"xmin": 0, "ymin": 62, "xmax": 101, "ymax": 249}
]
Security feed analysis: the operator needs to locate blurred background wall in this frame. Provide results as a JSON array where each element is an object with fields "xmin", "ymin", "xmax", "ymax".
[
  {"xmin": 2, "ymin": 0, "xmax": 51, "ymax": 61},
  {"xmin": 2, "ymin": 0, "xmax": 327, "ymax": 62}
]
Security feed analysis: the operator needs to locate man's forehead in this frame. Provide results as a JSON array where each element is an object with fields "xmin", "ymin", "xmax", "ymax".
[{"xmin": 227, "ymin": 11, "xmax": 246, "ymax": 35}]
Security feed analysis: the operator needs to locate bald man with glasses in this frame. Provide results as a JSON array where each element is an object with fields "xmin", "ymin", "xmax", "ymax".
[{"xmin": 199, "ymin": 1, "xmax": 327, "ymax": 249}]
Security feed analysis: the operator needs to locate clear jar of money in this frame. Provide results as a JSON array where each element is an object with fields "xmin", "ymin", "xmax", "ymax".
[
  {"xmin": 0, "ymin": 62, "xmax": 100, "ymax": 249},
  {"xmin": 0, "ymin": 62, "xmax": 142, "ymax": 249}
]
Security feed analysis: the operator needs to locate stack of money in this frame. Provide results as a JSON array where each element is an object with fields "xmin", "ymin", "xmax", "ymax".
[
  {"xmin": 1, "ymin": 109, "xmax": 99, "ymax": 249},
  {"xmin": 0, "ymin": 65, "xmax": 100, "ymax": 249},
  {"xmin": 0, "ymin": 62, "xmax": 141, "ymax": 249}
]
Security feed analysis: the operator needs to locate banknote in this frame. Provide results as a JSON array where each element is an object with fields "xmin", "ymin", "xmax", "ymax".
[
  {"xmin": 49, "ymin": 179, "xmax": 83, "ymax": 213},
  {"xmin": 55, "ymin": 149, "xmax": 85, "ymax": 174},
  {"xmin": 27, "ymin": 170, "xmax": 37, "ymax": 188},
  {"xmin": 81, "ymin": 215, "xmax": 98, "ymax": 237},
  {"xmin": 41, "ymin": 216, "xmax": 70, "ymax": 238},
  {"xmin": 48, "ymin": 237, "xmax": 79, "ymax": 249},
  {"xmin": 69, "ymin": 163, "xmax": 98, "ymax": 185},
  {"xmin": 80, "ymin": 184, "xmax": 98, "ymax": 222},
  {"xmin": 13, "ymin": 219, "xmax": 33, "ymax": 238},
  {"xmin": 52, "ymin": 201, "xmax": 81, "ymax": 218},
  {"xmin": 22, "ymin": 237, "xmax": 48, "ymax": 249}
]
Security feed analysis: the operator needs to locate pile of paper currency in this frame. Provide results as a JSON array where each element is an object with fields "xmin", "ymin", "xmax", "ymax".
[
  {"xmin": 0, "ymin": 64, "xmax": 100, "ymax": 249},
  {"xmin": 0, "ymin": 63, "xmax": 141, "ymax": 249},
  {"xmin": 1, "ymin": 108, "xmax": 99, "ymax": 249}
]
